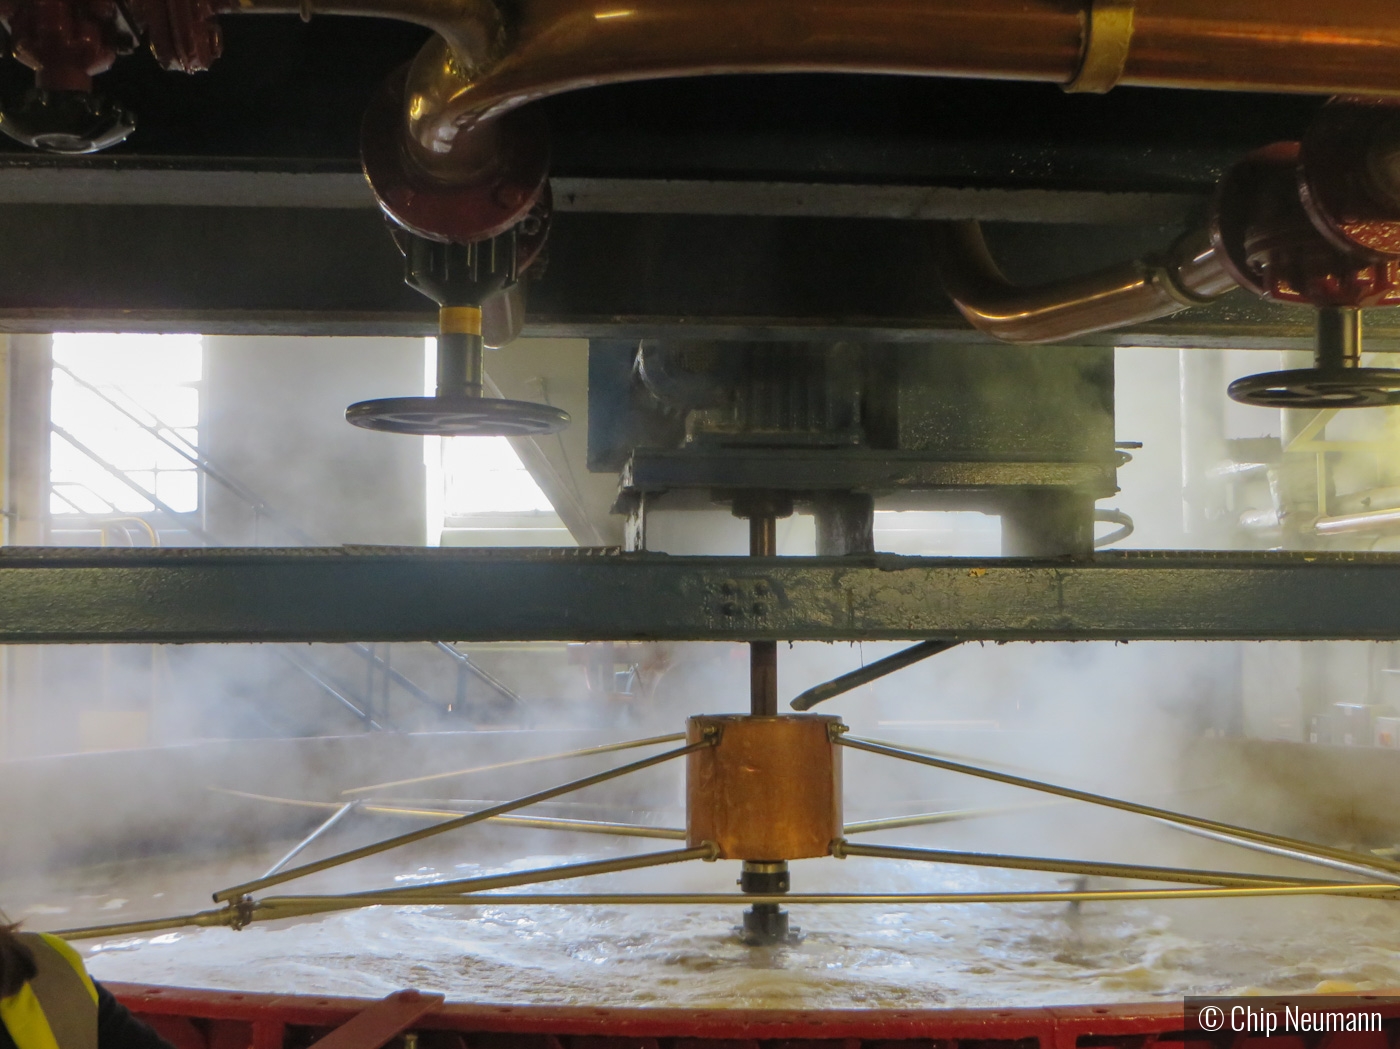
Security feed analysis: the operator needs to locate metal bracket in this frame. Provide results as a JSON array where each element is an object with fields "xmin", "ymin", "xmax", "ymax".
[
  {"xmin": 309, "ymin": 989, "xmax": 444, "ymax": 1049},
  {"xmin": 1065, "ymin": 0, "xmax": 1135, "ymax": 94}
]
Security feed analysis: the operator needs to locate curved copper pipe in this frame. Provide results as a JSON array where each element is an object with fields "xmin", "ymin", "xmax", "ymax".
[
  {"xmin": 935, "ymin": 222, "xmax": 1236, "ymax": 344},
  {"xmin": 403, "ymin": 0, "xmax": 1081, "ymax": 156},
  {"xmin": 222, "ymin": 0, "xmax": 1400, "ymax": 233},
  {"xmin": 227, "ymin": 0, "xmax": 503, "ymax": 79},
  {"xmin": 392, "ymin": 0, "xmax": 1400, "ymax": 171}
]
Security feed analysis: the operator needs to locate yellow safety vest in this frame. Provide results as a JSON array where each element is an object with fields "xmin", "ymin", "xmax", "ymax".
[{"xmin": 0, "ymin": 934, "xmax": 98, "ymax": 1049}]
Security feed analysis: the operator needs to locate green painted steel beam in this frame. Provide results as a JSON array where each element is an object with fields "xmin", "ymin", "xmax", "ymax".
[{"xmin": 0, "ymin": 547, "xmax": 1396, "ymax": 644}]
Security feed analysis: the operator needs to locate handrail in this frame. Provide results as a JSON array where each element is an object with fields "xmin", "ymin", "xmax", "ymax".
[
  {"xmin": 934, "ymin": 221, "xmax": 1236, "ymax": 345},
  {"xmin": 53, "ymin": 362, "xmax": 319, "ymax": 544},
  {"xmin": 50, "ymin": 422, "xmax": 218, "ymax": 545}
]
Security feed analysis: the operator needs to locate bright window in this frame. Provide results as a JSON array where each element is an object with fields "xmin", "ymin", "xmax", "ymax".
[
  {"xmin": 441, "ymin": 436, "xmax": 554, "ymax": 516},
  {"xmin": 49, "ymin": 333, "xmax": 203, "ymax": 517},
  {"xmin": 422, "ymin": 338, "xmax": 563, "ymax": 545}
]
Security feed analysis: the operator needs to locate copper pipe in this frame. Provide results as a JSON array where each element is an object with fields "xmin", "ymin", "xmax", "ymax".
[
  {"xmin": 401, "ymin": 0, "xmax": 1083, "ymax": 160},
  {"xmin": 1126, "ymin": 0, "xmax": 1400, "ymax": 97},
  {"xmin": 935, "ymin": 221, "xmax": 1237, "ymax": 344},
  {"xmin": 215, "ymin": 0, "xmax": 1400, "ymax": 197},
  {"xmin": 383, "ymin": 0, "xmax": 1400, "ymax": 173},
  {"xmin": 225, "ymin": 0, "xmax": 503, "ymax": 80}
]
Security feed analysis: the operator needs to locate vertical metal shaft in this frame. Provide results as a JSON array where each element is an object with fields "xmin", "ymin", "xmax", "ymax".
[
  {"xmin": 436, "ymin": 306, "xmax": 485, "ymax": 398},
  {"xmin": 739, "ymin": 860, "xmax": 791, "ymax": 945},
  {"xmin": 748, "ymin": 513, "xmax": 777, "ymax": 717},
  {"xmin": 1315, "ymin": 306, "xmax": 1362, "ymax": 370}
]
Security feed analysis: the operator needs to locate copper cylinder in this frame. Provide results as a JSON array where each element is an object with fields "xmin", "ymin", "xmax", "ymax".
[{"xmin": 686, "ymin": 714, "xmax": 843, "ymax": 861}]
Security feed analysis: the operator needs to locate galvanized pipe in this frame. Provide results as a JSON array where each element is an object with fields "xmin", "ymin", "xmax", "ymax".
[{"xmin": 261, "ymin": 801, "xmax": 358, "ymax": 879}]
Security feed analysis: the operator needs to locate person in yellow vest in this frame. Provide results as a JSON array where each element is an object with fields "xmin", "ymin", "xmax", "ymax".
[{"xmin": 0, "ymin": 920, "xmax": 172, "ymax": 1049}]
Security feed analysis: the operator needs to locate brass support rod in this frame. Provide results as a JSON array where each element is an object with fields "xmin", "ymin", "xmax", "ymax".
[
  {"xmin": 57, "ymin": 874, "xmax": 1399, "ymax": 942},
  {"xmin": 834, "ymin": 840, "xmax": 1352, "ymax": 890},
  {"xmin": 837, "ymin": 735, "xmax": 1400, "ymax": 878},
  {"xmin": 254, "ymin": 844, "xmax": 718, "ymax": 920},
  {"xmin": 842, "ymin": 803, "xmax": 1060, "ymax": 835},
  {"xmin": 1159, "ymin": 822, "xmax": 1400, "ymax": 886},
  {"xmin": 56, "ymin": 908, "xmax": 238, "ymax": 942},
  {"xmin": 210, "ymin": 787, "xmax": 687, "ymax": 840},
  {"xmin": 253, "ymin": 884, "xmax": 1400, "ymax": 910},
  {"xmin": 261, "ymin": 801, "xmax": 358, "ymax": 879},
  {"xmin": 213, "ymin": 739, "xmax": 711, "ymax": 902},
  {"xmin": 341, "ymin": 732, "xmax": 686, "ymax": 796},
  {"xmin": 367, "ymin": 810, "xmax": 689, "ymax": 840}
]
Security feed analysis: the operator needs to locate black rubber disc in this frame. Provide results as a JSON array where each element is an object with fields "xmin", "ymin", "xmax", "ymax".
[
  {"xmin": 345, "ymin": 395, "xmax": 570, "ymax": 436},
  {"xmin": 1227, "ymin": 368, "xmax": 1400, "ymax": 409}
]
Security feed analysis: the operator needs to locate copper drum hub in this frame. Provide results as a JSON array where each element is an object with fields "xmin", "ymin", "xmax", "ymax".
[{"xmin": 685, "ymin": 714, "xmax": 843, "ymax": 861}]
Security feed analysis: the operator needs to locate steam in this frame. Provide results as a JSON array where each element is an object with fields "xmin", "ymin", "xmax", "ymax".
[{"xmin": 3, "ymin": 345, "xmax": 1400, "ymax": 1004}]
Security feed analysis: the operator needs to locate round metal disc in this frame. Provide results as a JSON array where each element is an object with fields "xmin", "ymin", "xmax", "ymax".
[
  {"xmin": 345, "ymin": 395, "xmax": 570, "ymax": 436},
  {"xmin": 1227, "ymin": 368, "xmax": 1400, "ymax": 409}
]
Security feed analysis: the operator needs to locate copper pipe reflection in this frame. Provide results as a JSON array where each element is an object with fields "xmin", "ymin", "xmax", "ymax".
[{"xmin": 935, "ymin": 221, "xmax": 1236, "ymax": 344}]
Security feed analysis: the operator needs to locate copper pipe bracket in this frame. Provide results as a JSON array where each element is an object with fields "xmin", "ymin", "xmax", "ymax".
[{"xmin": 1064, "ymin": 0, "xmax": 1134, "ymax": 95}]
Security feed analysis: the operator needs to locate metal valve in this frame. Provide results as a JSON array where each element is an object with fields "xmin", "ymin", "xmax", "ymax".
[
  {"xmin": 345, "ymin": 226, "xmax": 569, "ymax": 437},
  {"xmin": 1228, "ymin": 307, "xmax": 1400, "ymax": 409}
]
